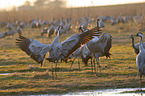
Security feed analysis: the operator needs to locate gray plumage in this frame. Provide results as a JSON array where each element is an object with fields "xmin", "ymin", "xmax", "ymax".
[
  {"xmin": 6, "ymin": 29, "xmax": 17, "ymax": 36},
  {"xmin": 68, "ymin": 44, "xmax": 92, "ymax": 70},
  {"xmin": 0, "ymin": 21, "xmax": 7, "ymax": 27},
  {"xmin": 47, "ymin": 25, "xmax": 55, "ymax": 37},
  {"xmin": 30, "ymin": 19, "xmax": 37, "ymax": 28},
  {"xmin": 17, "ymin": 25, "xmax": 22, "ymax": 35},
  {"xmin": 36, "ymin": 19, "xmax": 43, "ymax": 28},
  {"xmin": 86, "ymin": 32, "xmax": 112, "ymax": 75},
  {"xmin": 54, "ymin": 20, "xmax": 71, "ymax": 35},
  {"xmin": 7, "ymin": 23, "xmax": 13, "ymax": 30},
  {"xmin": 19, "ymin": 22, "xmax": 27, "ymax": 29},
  {"xmin": 80, "ymin": 44, "xmax": 92, "ymax": 66},
  {"xmin": 111, "ymin": 18, "xmax": 118, "ymax": 25},
  {"xmin": 98, "ymin": 19, "xmax": 105, "ymax": 28},
  {"xmin": 135, "ymin": 32, "xmax": 145, "ymax": 89},
  {"xmin": 41, "ymin": 27, "xmax": 49, "ymax": 36},
  {"xmin": 16, "ymin": 25, "xmax": 100, "ymax": 78},
  {"xmin": 0, "ymin": 31, "xmax": 7, "ymax": 39},
  {"xmin": 78, "ymin": 21, "xmax": 88, "ymax": 32},
  {"xmin": 117, "ymin": 16, "xmax": 125, "ymax": 23},
  {"xmin": 60, "ymin": 17, "xmax": 66, "ymax": 26},
  {"xmin": 130, "ymin": 35, "xmax": 145, "ymax": 54}
]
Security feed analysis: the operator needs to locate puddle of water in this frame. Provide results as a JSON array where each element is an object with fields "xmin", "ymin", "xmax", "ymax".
[
  {"xmin": 23, "ymin": 88, "xmax": 145, "ymax": 96},
  {"xmin": 0, "ymin": 73, "xmax": 11, "ymax": 75},
  {"xmin": 0, "ymin": 65, "xmax": 10, "ymax": 67},
  {"xmin": 64, "ymin": 88, "xmax": 145, "ymax": 96}
]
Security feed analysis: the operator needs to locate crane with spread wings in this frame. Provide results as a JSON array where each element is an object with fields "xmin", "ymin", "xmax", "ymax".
[{"xmin": 16, "ymin": 25, "xmax": 101, "ymax": 78}]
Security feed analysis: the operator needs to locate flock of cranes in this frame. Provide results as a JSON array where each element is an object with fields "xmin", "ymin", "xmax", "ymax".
[
  {"xmin": 0, "ymin": 14, "xmax": 142, "ymax": 39},
  {"xmin": 0, "ymin": 14, "xmax": 145, "ymax": 90}
]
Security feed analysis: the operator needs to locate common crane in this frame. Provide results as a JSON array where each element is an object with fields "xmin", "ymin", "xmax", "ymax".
[
  {"xmin": 36, "ymin": 19, "xmax": 43, "ymax": 28},
  {"xmin": 30, "ymin": 19, "xmax": 37, "ymax": 28},
  {"xmin": 16, "ymin": 25, "xmax": 101, "ymax": 78},
  {"xmin": 68, "ymin": 44, "xmax": 92, "ymax": 71},
  {"xmin": 41, "ymin": 27, "xmax": 49, "ymax": 36},
  {"xmin": 80, "ymin": 44, "xmax": 92, "ymax": 66},
  {"xmin": 130, "ymin": 35, "xmax": 145, "ymax": 54},
  {"xmin": 6, "ymin": 29, "xmax": 17, "ymax": 37},
  {"xmin": 47, "ymin": 25, "xmax": 55, "ymax": 37},
  {"xmin": 78, "ymin": 17, "xmax": 88, "ymax": 32},
  {"xmin": 17, "ymin": 25, "xmax": 22, "ymax": 35},
  {"xmin": 0, "ymin": 30, "xmax": 7, "ymax": 39},
  {"xmin": 98, "ymin": 19, "xmax": 105, "ymax": 28},
  {"xmin": 7, "ymin": 22, "xmax": 13, "ymax": 31},
  {"xmin": 135, "ymin": 32, "xmax": 145, "ymax": 89},
  {"xmin": 86, "ymin": 32, "xmax": 112, "ymax": 76}
]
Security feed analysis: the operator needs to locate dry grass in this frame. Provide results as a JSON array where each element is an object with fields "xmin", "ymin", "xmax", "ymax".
[
  {"xmin": 0, "ymin": 2, "xmax": 145, "ymax": 22},
  {"xmin": 0, "ymin": 3, "xmax": 145, "ymax": 95}
]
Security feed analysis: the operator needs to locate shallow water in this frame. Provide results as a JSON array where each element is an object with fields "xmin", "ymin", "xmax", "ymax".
[
  {"xmin": 0, "ymin": 73, "xmax": 11, "ymax": 75},
  {"xmin": 24, "ymin": 88, "xmax": 145, "ymax": 96},
  {"xmin": 0, "ymin": 65, "xmax": 10, "ymax": 67},
  {"xmin": 63, "ymin": 88, "xmax": 145, "ymax": 96}
]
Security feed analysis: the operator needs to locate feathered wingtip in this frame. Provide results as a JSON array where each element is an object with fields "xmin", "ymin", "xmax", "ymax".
[
  {"xmin": 105, "ymin": 52, "xmax": 112, "ymax": 59},
  {"xmin": 16, "ymin": 35, "xmax": 26, "ymax": 41},
  {"xmin": 16, "ymin": 35, "xmax": 45, "ymax": 65},
  {"xmin": 91, "ymin": 26, "xmax": 102, "ymax": 36},
  {"xmin": 15, "ymin": 35, "xmax": 29, "ymax": 47},
  {"xmin": 15, "ymin": 35, "xmax": 31, "ymax": 55}
]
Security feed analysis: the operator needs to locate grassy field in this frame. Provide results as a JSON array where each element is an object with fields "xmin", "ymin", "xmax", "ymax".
[{"xmin": 0, "ymin": 19, "xmax": 144, "ymax": 95}]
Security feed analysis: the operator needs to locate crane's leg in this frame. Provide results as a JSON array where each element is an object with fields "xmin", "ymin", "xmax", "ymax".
[
  {"xmin": 93, "ymin": 57, "xmax": 97, "ymax": 75},
  {"xmin": 78, "ymin": 58, "xmax": 80, "ymax": 71},
  {"xmin": 91, "ymin": 57, "xmax": 93, "ymax": 74},
  {"xmin": 69, "ymin": 58, "xmax": 76, "ymax": 71},
  {"xmin": 55, "ymin": 62, "xmax": 58, "ymax": 78},
  {"xmin": 96, "ymin": 57, "xmax": 101, "ymax": 76},
  {"xmin": 94, "ymin": 54, "xmax": 101, "ymax": 76},
  {"xmin": 51, "ymin": 62, "xmax": 54, "ymax": 79},
  {"xmin": 40, "ymin": 62, "xmax": 43, "ymax": 67},
  {"xmin": 140, "ymin": 75, "xmax": 142, "ymax": 91}
]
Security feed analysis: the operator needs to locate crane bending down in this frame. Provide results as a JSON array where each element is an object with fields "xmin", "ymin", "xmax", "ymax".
[
  {"xmin": 79, "ymin": 25, "xmax": 112, "ymax": 76},
  {"xmin": 129, "ymin": 35, "xmax": 145, "ymax": 54},
  {"xmin": 86, "ymin": 32, "xmax": 112, "ymax": 76},
  {"xmin": 16, "ymin": 25, "xmax": 101, "ymax": 78},
  {"xmin": 135, "ymin": 32, "xmax": 145, "ymax": 89}
]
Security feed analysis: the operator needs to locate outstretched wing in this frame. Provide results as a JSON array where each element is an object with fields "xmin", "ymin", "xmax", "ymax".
[
  {"xmin": 16, "ymin": 35, "xmax": 51, "ymax": 65},
  {"xmin": 60, "ymin": 27, "xmax": 101, "ymax": 60}
]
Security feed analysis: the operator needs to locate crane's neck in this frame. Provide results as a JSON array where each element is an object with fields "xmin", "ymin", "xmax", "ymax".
[
  {"xmin": 139, "ymin": 36, "xmax": 144, "ymax": 51},
  {"xmin": 52, "ymin": 30, "xmax": 60, "ymax": 45},
  {"xmin": 131, "ymin": 38, "xmax": 138, "ymax": 50}
]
